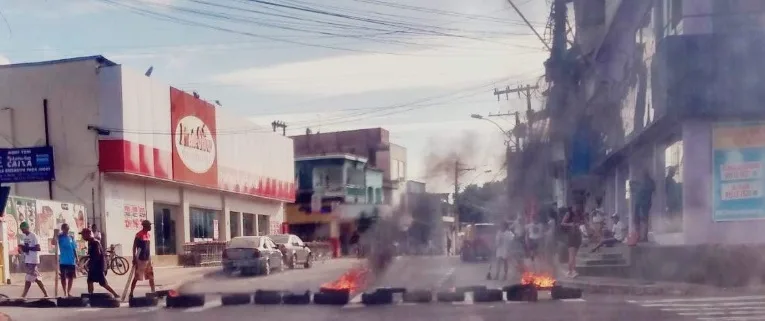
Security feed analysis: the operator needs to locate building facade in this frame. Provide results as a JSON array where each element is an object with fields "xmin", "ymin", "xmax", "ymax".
[
  {"xmin": 403, "ymin": 180, "xmax": 455, "ymax": 255},
  {"xmin": 0, "ymin": 56, "xmax": 295, "ymax": 266},
  {"xmin": 291, "ymin": 128, "xmax": 407, "ymax": 207},
  {"xmin": 286, "ymin": 154, "xmax": 387, "ymax": 256},
  {"xmin": 570, "ymin": 0, "xmax": 765, "ymax": 245}
]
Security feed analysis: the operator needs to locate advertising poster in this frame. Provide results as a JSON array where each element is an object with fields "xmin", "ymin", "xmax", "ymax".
[
  {"xmin": 123, "ymin": 203, "xmax": 148, "ymax": 231},
  {"xmin": 0, "ymin": 146, "xmax": 55, "ymax": 183},
  {"xmin": 3, "ymin": 197, "xmax": 87, "ymax": 255},
  {"xmin": 713, "ymin": 122, "xmax": 765, "ymax": 221}
]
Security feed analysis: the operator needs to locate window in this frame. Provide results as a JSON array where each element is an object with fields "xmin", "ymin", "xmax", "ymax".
[{"xmin": 189, "ymin": 208, "xmax": 218, "ymax": 242}]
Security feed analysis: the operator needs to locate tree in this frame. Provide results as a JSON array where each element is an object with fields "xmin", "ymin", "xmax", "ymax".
[{"xmin": 456, "ymin": 180, "xmax": 507, "ymax": 223}]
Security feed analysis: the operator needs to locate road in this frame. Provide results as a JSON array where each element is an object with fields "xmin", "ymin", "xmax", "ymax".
[{"xmin": 2, "ymin": 255, "xmax": 757, "ymax": 321}]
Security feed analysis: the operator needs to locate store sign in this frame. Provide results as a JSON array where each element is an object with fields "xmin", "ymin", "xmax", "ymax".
[
  {"xmin": 0, "ymin": 146, "xmax": 55, "ymax": 183},
  {"xmin": 170, "ymin": 87, "xmax": 219, "ymax": 187},
  {"xmin": 712, "ymin": 122, "xmax": 765, "ymax": 221},
  {"xmin": 175, "ymin": 115, "xmax": 216, "ymax": 173}
]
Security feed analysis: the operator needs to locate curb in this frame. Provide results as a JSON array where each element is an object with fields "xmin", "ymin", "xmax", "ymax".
[{"xmin": 555, "ymin": 281, "xmax": 706, "ymax": 296}]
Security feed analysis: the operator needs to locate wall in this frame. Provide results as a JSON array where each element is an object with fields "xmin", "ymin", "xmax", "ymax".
[{"xmin": 0, "ymin": 58, "xmax": 104, "ymax": 223}]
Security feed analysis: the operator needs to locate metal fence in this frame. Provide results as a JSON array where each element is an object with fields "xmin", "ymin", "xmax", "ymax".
[{"xmin": 179, "ymin": 241, "xmax": 226, "ymax": 267}]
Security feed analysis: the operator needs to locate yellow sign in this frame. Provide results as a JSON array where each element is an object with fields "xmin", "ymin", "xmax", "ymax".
[{"xmin": 285, "ymin": 204, "xmax": 336, "ymax": 224}]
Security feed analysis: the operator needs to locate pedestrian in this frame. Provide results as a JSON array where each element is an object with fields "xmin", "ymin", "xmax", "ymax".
[
  {"xmin": 525, "ymin": 215, "xmax": 545, "ymax": 268},
  {"xmin": 560, "ymin": 203, "xmax": 587, "ymax": 278},
  {"xmin": 80, "ymin": 228, "xmax": 119, "ymax": 298},
  {"xmin": 129, "ymin": 220, "xmax": 156, "ymax": 298},
  {"xmin": 446, "ymin": 236, "xmax": 452, "ymax": 256},
  {"xmin": 57, "ymin": 223, "xmax": 78, "ymax": 297},
  {"xmin": 91, "ymin": 224, "xmax": 102, "ymax": 242},
  {"xmin": 18, "ymin": 221, "xmax": 49, "ymax": 299},
  {"xmin": 493, "ymin": 221, "xmax": 516, "ymax": 280}
]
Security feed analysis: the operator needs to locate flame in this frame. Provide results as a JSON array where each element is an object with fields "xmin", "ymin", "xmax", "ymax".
[
  {"xmin": 320, "ymin": 266, "xmax": 370, "ymax": 294},
  {"xmin": 520, "ymin": 272, "xmax": 556, "ymax": 289}
]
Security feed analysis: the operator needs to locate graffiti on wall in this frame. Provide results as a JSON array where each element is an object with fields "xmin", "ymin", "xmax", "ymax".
[
  {"xmin": 123, "ymin": 204, "xmax": 148, "ymax": 230},
  {"xmin": 2, "ymin": 197, "xmax": 87, "ymax": 255}
]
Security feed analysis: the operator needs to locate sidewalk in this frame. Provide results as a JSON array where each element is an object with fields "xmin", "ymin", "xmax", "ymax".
[
  {"xmin": 556, "ymin": 275, "xmax": 765, "ymax": 296},
  {"xmin": 0, "ymin": 266, "xmax": 218, "ymax": 299}
]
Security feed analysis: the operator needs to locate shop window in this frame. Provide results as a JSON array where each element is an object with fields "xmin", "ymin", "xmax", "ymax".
[
  {"xmin": 257, "ymin": 214, "xmax": 270, "ymax": 236},
  {"xmin": 189, "ymin": 207, "xmax": 218, "ymax": 242},
  {"xmin": 153, "ymin": 205, "xmax": 176, "ymax": 255},
  {"xmin": 243, "ymin": 213, "xmax": 256, "ymax": 236},
  {"xmin": 661, "ymin": 139, "xmax": 684, "ymax": 233},
  {"xmin": 230, "ymin": 211, "xmax": 241, "ymax": 238}
]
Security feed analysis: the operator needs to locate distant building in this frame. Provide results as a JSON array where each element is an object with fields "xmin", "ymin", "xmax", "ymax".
[
  {"xmin": 291, "ymin": 128, "xmax": 407, "ymax": 207},
  {"xmin": 285, "ymin": 154, "xmax": 388, "ymax": 257},
  {"xmin": 403, "ymin": 180, "xmax": 455, "ymax": 255}
]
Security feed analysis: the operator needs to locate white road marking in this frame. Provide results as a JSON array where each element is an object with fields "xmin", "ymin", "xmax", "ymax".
[{"xmin": 631, "ymin": 296, "xmax": 765, "ymax": 321}]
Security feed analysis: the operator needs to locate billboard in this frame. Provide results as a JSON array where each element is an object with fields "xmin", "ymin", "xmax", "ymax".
[
  {"xmin": 0, "ymin": 146, "xmax": 55, "ymax": 183},
  {"xmin": 170, "ymin": 87, "xmax": 218, "ymax": 188},
  {"xmin": 712, "ymin": 122, "xmax": 765, "ymax": 221}
]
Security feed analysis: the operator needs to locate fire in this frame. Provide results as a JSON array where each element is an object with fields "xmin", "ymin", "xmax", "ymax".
[
  {"xmin": 320, "ymin": 266, "xmax": 370, "ymax": 294},
  {"xmin": 520, "ymin": 272, "xmax": 556, "ymax": 289}
]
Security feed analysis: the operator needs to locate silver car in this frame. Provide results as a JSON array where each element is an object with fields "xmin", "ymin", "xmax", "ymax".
[
  {"xmin": 270, "ymin": 234, "xmax": 313, "ymax": 269},
  {"xmin": 222, "ymin": 236, "xmax": 285, "ymax": 276}
]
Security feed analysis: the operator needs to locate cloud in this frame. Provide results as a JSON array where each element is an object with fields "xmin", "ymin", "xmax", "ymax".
[{"xmin": 212, "ymin": 37, "xmax": 546, "ymax": 97}]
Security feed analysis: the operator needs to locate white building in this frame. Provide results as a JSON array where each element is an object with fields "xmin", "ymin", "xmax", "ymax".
[{"xmin": 0, "ymin": 56, "xmax": 295, "ymax": 267}]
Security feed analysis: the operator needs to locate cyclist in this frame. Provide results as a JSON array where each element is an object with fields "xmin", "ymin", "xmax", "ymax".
[{"xmin": 129, "ymin": 220, "xmax": 156, "ymax": 298}]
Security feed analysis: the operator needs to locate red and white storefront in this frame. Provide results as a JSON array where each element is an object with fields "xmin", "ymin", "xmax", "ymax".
[{"xmin": 0, "ymin": 56, "xmax": 294, "ymax": 263}]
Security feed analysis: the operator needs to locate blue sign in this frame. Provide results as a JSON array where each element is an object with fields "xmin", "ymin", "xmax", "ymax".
[{"xmin": 0, "ymin": 147, "xmax": 55, "ymax": 183}]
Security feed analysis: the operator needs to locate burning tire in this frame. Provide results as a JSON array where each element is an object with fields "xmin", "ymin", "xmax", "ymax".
[
  {"xmin": 375, "ymin": 287, "xmax": 406, "ymax": 295},
  {"xmin": 403, "ymin": 290, "xmax": 432, "ymax": 303},
  {"xmin": 253, "ymin": 290, "xmax": 282, "ymax": 305},
  {"xmin": 129, "ymin": 296, "xmax": 159, "ymax": 308},
  {"xmin": 361, "ymin": 291, "xmax": 393, "ymax": 305},
  {"xmin": 473, "ymin": 288, "xmax": 503, "ymax": 303},
  {"xmin": 436, "ymin": 291, "xmax": 465, "ymax": 303},
  {"xmin": 165, "ymin": 294, "xmax": 206, "ymax": 308},
  {"xmin": 282, "ymin": 291, "xmax": 311, "ymax": 305},
  {"xmin": 155, "ymin": 290, "xmax": 171, "ymax": 298},
  {"xmin": 221, "ymin": 293, "xmax": 252, "ymax": 306},
  {"xmin": 56, "ymin": 297, "xmax": 87, "ymax": 308},
  {"xmin": 550, "ymin": 286, "xmax": 583, "ymax": 300}
]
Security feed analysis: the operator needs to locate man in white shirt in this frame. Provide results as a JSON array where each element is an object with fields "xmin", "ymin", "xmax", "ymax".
[
  {"xmin": 493, "ymin": 222, "xmax": 518, "ymax": 280},
  {"xmin": 591, "ymin": 213, "xmax": 627, "ymax": 253},
  {"xmin": 18, "ymin": 221, "xmax": 50, "ymax": 298}
]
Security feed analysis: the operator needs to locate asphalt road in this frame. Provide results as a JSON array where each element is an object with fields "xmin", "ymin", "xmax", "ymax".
[{"xmin": 3, "ymin": 255, "xmax": 754, "ymax": 321}]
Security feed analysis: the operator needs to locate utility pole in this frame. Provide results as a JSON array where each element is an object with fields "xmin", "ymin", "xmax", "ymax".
[
  {"xmin": 271, "ymin": 120, "xmax": 287, "ymax": 136},
  {"xmin": 453, "ymin": 160, "xmax": 475, "ymax": 231},
  {"xmin": 492, "ymin": 84, "xmax": 539, "ymax": 150}
]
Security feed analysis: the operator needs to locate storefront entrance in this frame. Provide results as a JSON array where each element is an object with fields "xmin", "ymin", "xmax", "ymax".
[{"xmin": 153, "ymin": 203, "xmax": 178, "ymax": 255}]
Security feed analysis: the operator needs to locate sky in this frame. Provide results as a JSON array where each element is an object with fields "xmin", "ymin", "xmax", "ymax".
[{"xmin": 0, "ymin": 0, "xmax": 552, "ymax": 192}]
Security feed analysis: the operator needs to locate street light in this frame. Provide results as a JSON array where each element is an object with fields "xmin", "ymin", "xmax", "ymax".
[{"xmin": 470, "ymin": 114, "xmax": 513, "ymax": 143}]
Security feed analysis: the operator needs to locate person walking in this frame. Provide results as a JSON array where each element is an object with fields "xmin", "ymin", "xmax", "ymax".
[
  {"xmin": 560, "ymin": 203, "xmax": 587, "ymax": 278},
  {"xmin": 57, "ymin": 223, "xmax": 78, "ymax": 297},
  {"xmin": 493, "ymin": 222, "xmax": 517, "ymax": 280},
  {"xmin": 446, "ymin": 236, "xmax": 452, "ymax": 256},
  {"xmin": 80, "ymin": 228, "xmax": 119, "ymax": 298},
  {"xmin": 129, "ymin": 220, "xmax": 156, "ymax": 298},
  {"xmin": 18, "ymin": 222, "xmax": 49, "ymax": 299}
]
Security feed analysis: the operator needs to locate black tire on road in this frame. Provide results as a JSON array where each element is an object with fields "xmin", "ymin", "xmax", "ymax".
[
  {"xmin": 89, "ymin": 297, "xmax": 120, "ymax": 308},
  {"xmin": 253, "ymin": 290, "xmax": 282, "ymax": 305},
  {"xmin": 110, "ymin": 256, "xmax": 130, "ymax": 275},
  {"xmin": 313, "ymin": 292, "xmax": 350, "ymax": 305},
  {"xmin": 24, "ymin": 299, "xmax": 57, "ymax": 308},
  {"xmin": 221, "ymin": 293, "xmax": 252, "ymax": 305},
  {"xmin": 403, "ymin": 290, "xmax": 432, "ymax": 303},
  {"xmin": 361, "ymin": 291, "xmax": 393, "ymax": 305},
  {"xmin": 165, "ymin": 294, "xmax": 206, "ymax": 308},
  {"xmin": 129, "ymin": 296, "xmax": 159, "ymax": 308},
  {"xmin": 436, "ymin": 291, "xmax": 465, "ymax": 303},
  {"xmin": 57, "ymin": 297, "xmax": 87, "ymax": 308},
  {"xmin": 473, "ymin": 288, "xmax": 503, "ymax": 303},
  {"xmin": 282, "ymin": 291, "xmax": 311, "ymax": 305}
]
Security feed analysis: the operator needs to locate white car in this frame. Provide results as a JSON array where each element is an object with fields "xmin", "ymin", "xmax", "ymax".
[{"xmin": 269, "ymin": 234, "xmax": 313, "ymax": 269}]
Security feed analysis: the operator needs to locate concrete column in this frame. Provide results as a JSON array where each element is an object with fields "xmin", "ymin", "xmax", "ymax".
[
  {"xmin": 0, "ymin": 220, "xmax": 9, "ymax": 284},
  {"xmin": 253, "ymin": 214, "xmax": 259, "ymax": 236},
  {"xmin": 236, "ymin": 213, "xmax": 244, "ymax": 237},
  {"xmin": 220, "ymin": 196, "xmax": 231, "ymax": 241},
  {"xmin": 176, "ymin": 189, "xmax": 191, "ymax": 251}
]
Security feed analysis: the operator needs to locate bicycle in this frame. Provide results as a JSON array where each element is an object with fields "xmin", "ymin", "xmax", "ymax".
[{"xmin": 77, "ymin": 244, "xmax": 131, "ymax": 276}]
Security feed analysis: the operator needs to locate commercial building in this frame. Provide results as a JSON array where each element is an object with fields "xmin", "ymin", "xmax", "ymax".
[
  {"xmin": 0, "ymin": 56, "xmax": 294, "ymax": 266},
  {"xmin": 286, "ymin": 154, "xmax": 388, "ymax": 256}
]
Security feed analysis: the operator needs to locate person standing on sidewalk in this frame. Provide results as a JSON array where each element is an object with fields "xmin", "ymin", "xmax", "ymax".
[
  {"xmin": 18, "ymin": 221, "xmax": 49, "ymax": 299},
  {"xmin": 129, "ymin": 220, "xmax": 156, "ymax": 299},
  {"xmin": 57, "ymin": 223, "xmax": 78, "ymax": 297},
  {"xmin": 560, "ymin": 203, "xmax": 586, "ymax": 278},
  {"xmin": 80, "ymin": 228, "xmax": 119, "ymax": 299}
]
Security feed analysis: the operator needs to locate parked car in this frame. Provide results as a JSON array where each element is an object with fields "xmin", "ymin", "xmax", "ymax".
[
  {"xmin": 222, "ymin": 236, "xmax": 285, "ymax": 276},
  {"xmin": 269, "ymin": 234, "xmax": 313, "ymax": 269},
  {"xmin": 460, "ymin": 223, "xmax": 496, "ymax": 262}
]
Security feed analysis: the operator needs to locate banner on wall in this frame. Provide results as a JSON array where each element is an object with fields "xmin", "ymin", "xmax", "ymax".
[
  {"xmin": 170, "ymin": 87, "xmax": 219, "ymax": 188},
  {"xmin": 712, "ymin": 122, "xmax": 765, "ymax": 221},
  {"xmin": 2, "ymin": 196, "xmax": 87, "ymax": 255},
  {"xmin": 123, "ymin": 203, "xmax": 148, "ymax": 231}
]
